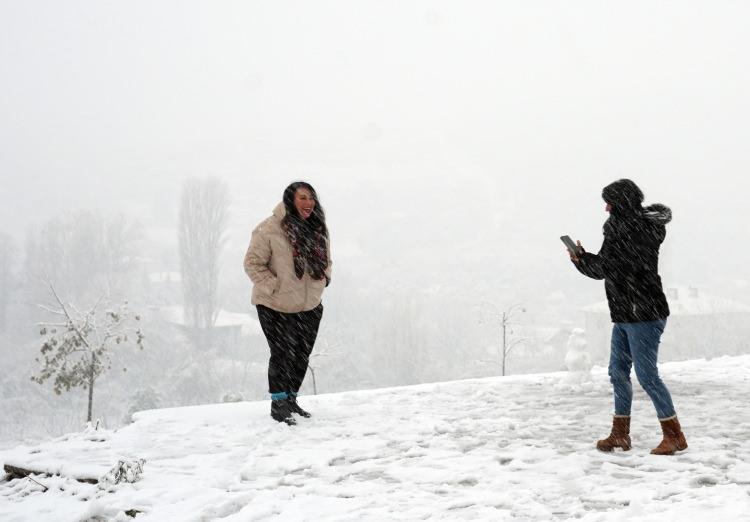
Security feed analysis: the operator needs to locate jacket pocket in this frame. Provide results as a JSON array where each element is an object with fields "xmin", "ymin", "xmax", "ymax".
[{"xmin": 258, "ymin": 276, "xmax": 278, "ymax": 296}]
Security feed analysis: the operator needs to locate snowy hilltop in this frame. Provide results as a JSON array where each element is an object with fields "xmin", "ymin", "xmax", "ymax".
[{"xmin": 1, "ymin": 356, "xmax": 749, "ymax": 521}]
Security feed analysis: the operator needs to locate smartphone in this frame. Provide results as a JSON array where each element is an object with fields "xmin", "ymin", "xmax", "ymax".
[{"xmin": 560, "ymin": 235, "xmax": 582, "ymax": 256}]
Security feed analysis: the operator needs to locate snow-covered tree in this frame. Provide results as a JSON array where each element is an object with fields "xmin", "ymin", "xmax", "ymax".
[
  {"xmin": 178, "ymin": 177, "xmax": 229, "ymax": 346},
  {"xmin": 32, "ymin": 283, "xmax": 145, "ymax": 423}
]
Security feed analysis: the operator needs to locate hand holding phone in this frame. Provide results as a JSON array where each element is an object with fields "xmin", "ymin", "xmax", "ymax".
[{"xmin": 561, "ymin": 235, "xmax": 584, "ymax": 259}]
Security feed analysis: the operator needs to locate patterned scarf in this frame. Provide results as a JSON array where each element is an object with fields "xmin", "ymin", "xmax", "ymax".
[{"xmin": 282, "ymin": 215, "xmax": 328, "ymax": 280}]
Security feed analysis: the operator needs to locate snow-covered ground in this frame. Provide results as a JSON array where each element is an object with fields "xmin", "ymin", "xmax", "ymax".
[{"xmin": 1, "ymin": 356, "xmax": 749, "ymax": 521}]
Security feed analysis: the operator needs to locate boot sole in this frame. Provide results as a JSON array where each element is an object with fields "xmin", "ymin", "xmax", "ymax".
[
  {"xmin": 596, "ymin": 437, "xmax": 632, "ymax": 452},
  {"xmin": 596, "ymin": 446, "xmax": 632, "ymax": 453},
  {"xmin": 651, "ymin": 444, "xmax": 687, "ymax": 455},
  {"xmin": 271, "ymin": 415, "xmax": 296, "ymax": 426}
]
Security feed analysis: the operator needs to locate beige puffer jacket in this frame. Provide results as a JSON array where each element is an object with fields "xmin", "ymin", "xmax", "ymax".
[{"xmin": 244, "ymin": 203, "xmax": 332, "ymax": 313}]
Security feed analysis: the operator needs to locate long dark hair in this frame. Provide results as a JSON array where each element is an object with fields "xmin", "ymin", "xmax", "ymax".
[{"xmin": 281, "ymin": 181, "xmax": 328, "ymax": 236}]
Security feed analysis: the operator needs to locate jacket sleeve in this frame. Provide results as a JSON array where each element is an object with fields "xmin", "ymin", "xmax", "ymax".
[
  {"xmin": 243, "ymin": 224, "xmax": 277, "ymax": 291},
  {"xmin": 324, "ymin": 235, "xmax": 333, "ymax": 287},
  {"xmin": 573, "ymin": 241, "xmax": 607, "ymax": 280},
  {"xmin": 573, "ymin": 253, "xmax": 606, "ymax": 280}
]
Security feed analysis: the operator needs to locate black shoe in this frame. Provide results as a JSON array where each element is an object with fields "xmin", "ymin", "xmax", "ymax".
[
  {"xmin": 271, "ymin": 400, "xmax": 296, "ymax": 425},
  {"xmin": 288, "ymin": 397, "xmax": 311, "ymax": 418}
]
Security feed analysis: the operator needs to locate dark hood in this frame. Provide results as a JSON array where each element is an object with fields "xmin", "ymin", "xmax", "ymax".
[{"xmin": 602, "ymin": 179, "xmax": 644, "ymax": 215}]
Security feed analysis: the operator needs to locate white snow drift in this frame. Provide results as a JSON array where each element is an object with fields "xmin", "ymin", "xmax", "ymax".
[{"xmin": 1, "ymin": 356, "xmax": 749, "ymax": 521}]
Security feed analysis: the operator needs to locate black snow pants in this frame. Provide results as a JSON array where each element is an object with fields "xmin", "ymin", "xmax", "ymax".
[{"xmin": 256, "ymin": 303, "xmax": 323, "ymax": 395}]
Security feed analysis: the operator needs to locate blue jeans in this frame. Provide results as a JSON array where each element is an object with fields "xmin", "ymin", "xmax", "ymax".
[{"xmin": 609, "ymin": 319, "xmax": 676, "ymax": 419}]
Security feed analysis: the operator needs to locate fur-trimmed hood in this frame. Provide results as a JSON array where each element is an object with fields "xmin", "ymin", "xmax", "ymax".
[{"xmin": 642, "ymin": 203, "xmax": 672, "ymax": 225}]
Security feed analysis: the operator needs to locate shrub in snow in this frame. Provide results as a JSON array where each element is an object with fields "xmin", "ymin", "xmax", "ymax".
[
  {"xmin": 564, "ymin": 328, "xmax": 592, "ymax": 383},
  {"xmin": 99, "ymin": 458, "xmax": 146, "ymax": 486},
  {"xmin": 82, "ymin": 419, "xmax": 110, "ymax": 442},
  {"xmin": 173, "ymin": 362, "xmax": 219, "ymax": 404},
  {"xmin": 221, "ymin": 391, "xmax": 244, "ymax": 403},
  {"xmin": 124, "ymin": 387, "xmax": 162, "ymax": 423}
]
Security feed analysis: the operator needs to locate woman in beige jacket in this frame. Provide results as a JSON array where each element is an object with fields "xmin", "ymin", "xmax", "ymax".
[{"xmin": 244, "ymin": 181, "xmax": 331, "ymax": 425}]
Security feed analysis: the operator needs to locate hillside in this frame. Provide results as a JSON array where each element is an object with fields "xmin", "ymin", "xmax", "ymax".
[{"xmin": 1, "ymin": 356, "xmax": 749, "ymax": 521}]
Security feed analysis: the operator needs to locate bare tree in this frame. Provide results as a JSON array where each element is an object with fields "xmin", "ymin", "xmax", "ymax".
[
  {"xmin": 23, "ymin": 212, "xmax": 142, "ymax": 305},
  {"xmin": 0, "ymin": 233, "xmax": 13, "ymax": 333},
  {"xmin": 308, "ymin": 325, "xmax": 343, "ymax": 395},
  {"xmin": 32, "ymin": 283, "xmax": 145, "ymax": 423},
  {"xmin": 178, "ymin": 177, "xmax": 230, "ymax": 345},
  {"xmin": 478, "ymin": 302, "xmax": 526, "ymax": 376},
  {"xmin": 102, "ymin": 215, "xmax": 143, "ymax": 294}
]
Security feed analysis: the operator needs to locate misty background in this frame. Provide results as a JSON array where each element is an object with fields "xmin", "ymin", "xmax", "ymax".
[{"xmin": 1, "ymin": 1, "xmax": 749, "ymax": 446}]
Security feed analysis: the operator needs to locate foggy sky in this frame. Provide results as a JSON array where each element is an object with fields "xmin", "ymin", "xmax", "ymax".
[{"xmin": 2, "ymin": 1, "xmax": 749, "ymax": 300}]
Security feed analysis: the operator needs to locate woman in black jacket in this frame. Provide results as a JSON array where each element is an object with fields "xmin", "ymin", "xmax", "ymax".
[{"xmin": 569, "ymin": 179, "xmax": 687, "ymax": 455}]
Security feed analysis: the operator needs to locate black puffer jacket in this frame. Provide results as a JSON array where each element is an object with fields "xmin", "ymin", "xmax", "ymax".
[{"xmin": 575, "ymin": 180, "xmax": 671, "ymax": 323}]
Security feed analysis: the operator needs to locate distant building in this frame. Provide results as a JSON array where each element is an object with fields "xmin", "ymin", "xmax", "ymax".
[
  {"xmin": 582, "ymin": 287, "xmax": 750, "ymax": 363},
  {"xmin": 159, "ymin": 306, "xmax": 264, "ymax": 358}
]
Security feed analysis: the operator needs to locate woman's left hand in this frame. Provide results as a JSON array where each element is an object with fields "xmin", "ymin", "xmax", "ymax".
[{"xmin": 568, "ymin": 240, "xmax": 585, "ymax": 263}]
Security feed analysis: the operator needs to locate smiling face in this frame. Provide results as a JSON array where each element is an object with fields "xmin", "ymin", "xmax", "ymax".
[{"xmin": 294, "ymin": 187, "xmax": 316, "ymax": 219}]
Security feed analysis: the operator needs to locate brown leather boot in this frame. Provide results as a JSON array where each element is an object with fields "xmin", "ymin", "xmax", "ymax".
[
  {"xmin": 596, "ymin": 415, "xmax": 632, "ymax": 452},
  {"xmin": 651, "ymin": 416, "xmax": 688, "ymax": 455}
]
